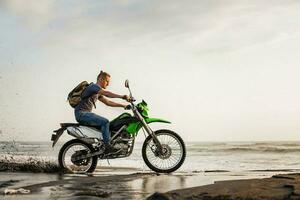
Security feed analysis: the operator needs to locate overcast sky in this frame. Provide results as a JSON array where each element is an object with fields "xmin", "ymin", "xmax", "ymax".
[{"xmin": 0, "ymin": 0, "xmax": 300, "ymax": 142}]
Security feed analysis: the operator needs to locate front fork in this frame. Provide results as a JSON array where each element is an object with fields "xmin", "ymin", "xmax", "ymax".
[{"xmin": 132, "ymin": 108, "xmax": 163, "ymax": 153}]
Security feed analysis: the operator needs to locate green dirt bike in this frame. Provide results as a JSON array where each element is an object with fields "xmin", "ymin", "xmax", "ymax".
[{"xmin": 51, "ymin": 80, "xmax": 186, "ymax": 173}]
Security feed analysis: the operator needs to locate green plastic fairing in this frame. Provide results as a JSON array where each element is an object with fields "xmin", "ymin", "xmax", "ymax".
[
  {"xmin": 126, "ymin": 123, "xmax": 142, "ymax": 135},
  {"xmin": 125, "ymin": 117, "xmax": 171, "ymax": 136},
  {"xmin": 145, "ymin": 118, "xmax": 171, "ymax": 124}
]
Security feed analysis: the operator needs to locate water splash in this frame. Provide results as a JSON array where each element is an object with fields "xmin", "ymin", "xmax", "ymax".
[{"xmin": 0, "ymin": 155, "xmax": 63, "ymax": 173}]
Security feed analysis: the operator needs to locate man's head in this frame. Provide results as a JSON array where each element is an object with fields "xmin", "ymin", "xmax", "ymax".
[{"xmin": 97, "ymin": 71, "xmax": 111, "ymax": 89}]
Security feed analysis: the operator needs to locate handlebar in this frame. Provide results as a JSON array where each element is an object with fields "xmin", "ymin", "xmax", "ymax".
[
  {"xmin": 124, "ymin": 96, "xmax": 136, "ymax": 110},
  {"xmin": 128, "ymin": 97, "xmax": 136, "ymax": 103}
]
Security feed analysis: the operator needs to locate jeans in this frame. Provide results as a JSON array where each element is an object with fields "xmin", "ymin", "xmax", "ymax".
[{"xmin": 75, "ymin": 112, "xmax": 110, "ymax": 144}]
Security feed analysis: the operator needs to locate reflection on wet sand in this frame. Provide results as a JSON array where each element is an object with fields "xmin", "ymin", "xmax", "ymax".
[
  {"xmin": 131, "ymin": 174, "xmax": 187, "ymax": 197},
  {"xmin": 2, "ymin": 169, "xmax": 298, "ymax": 199},
  {"xmin": 0, "ymin": 170, "xmax": 193, "ymax": 199}
]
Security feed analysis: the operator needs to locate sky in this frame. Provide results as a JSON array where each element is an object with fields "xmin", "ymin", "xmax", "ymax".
[{"xmin": 0, "ymin": 0, "xmax": 300, "ymax": 142}]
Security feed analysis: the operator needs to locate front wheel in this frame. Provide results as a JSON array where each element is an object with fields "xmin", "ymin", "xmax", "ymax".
[
  {"xmin": 142, "ymin": 129, "xmax": 186, "ymax": 173},
  {"xmin": 58, "ymin": 139, "xmax": 98, "ymax": 173}
]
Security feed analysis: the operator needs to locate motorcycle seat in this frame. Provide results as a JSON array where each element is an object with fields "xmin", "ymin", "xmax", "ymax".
[
  {"xmin": 60, "ymin": 123, "xmax": 101, "ymax": 130},
  {"xmin": 60, "ymin": 123, "xmax": 80, "ymax": 127}
]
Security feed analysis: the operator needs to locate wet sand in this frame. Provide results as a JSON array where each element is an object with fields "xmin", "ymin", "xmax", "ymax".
[
  {"xmin": 148, "ymin": 173, "xmax": 300, "ymax": 200},
  {"xmin": 1, "ymin": 167, "xmax": 300, "ymax": 199}
]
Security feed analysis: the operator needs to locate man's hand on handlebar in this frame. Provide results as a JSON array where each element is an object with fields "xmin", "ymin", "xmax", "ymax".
[
  {"xmin": 124, "ymin": 104, "xmax": 132, "ymax": 110},
  {"xmin": 122, "ymin": 95, "xmax": 130, "ymax": 101},
  {"xmin": 122, "ymin": 95, "xmax": 136, "ymax": 103}
]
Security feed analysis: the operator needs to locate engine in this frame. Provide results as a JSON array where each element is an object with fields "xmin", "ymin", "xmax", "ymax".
[
  {"xmin": 112, "ymin": 130, "xmax": 134, "ymax": 156},
  {"xmin": 113, "ymin": 143, "xmax": 130, "ymax": 154}
]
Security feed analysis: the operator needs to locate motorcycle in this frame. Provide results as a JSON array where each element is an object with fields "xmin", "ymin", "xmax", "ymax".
[{"xmin": 51, "ymin": 80, "xmax": 186, "ymax": 173}]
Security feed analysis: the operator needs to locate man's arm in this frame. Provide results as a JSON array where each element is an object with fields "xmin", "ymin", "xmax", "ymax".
[
  {"xmin": 99, "ymin": 89, "xmax": 126, "ymax": 99},
  {"xmin": 98, "ymin": 96, "xmax": 126, "ymax": 108}
]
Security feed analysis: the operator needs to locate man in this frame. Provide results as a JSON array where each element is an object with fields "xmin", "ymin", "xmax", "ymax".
[{"xmin": 74, "ymin": 70, "xmax": 130, "ymax": 153}]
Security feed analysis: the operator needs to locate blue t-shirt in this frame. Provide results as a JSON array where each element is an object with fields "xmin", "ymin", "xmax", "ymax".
[{"xmin": 74, "ymin": 83, "xmax": 101, "ymax": 115}]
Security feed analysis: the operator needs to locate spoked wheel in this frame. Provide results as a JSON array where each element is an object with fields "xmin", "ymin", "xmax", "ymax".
[
  {"xmin": 58, "ymin": 139, "xmax": 98, "ymax": 173},
  {"xmin": 142, "ymin": 129, "xmax": 186, "ymax": 173}
]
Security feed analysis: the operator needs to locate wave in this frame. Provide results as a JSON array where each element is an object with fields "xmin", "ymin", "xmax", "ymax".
[
  {"xmin": 187, "ymin": 145, "xmax": 300, "ymax": 153},
  {"xmin": 221, "ymin": 147, "xmax": 300, "ymax": 153},
  {"xmin": 253, "ymin": 142, "xmax": 300, "ymax": 147}
]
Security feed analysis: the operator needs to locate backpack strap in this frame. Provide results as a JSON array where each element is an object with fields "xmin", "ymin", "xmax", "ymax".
[
  {"xmin": 92, "ymin": 99, "xmax": 96, "ymax": 109},
  {"xmin": 80, "ymin": 82, "xmax": 97, "ymax": 109}
]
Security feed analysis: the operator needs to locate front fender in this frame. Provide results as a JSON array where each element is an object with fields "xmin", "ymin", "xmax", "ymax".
[{"xmin": 145, "ymin": 118, "xmax": 171, "ymax": 124}]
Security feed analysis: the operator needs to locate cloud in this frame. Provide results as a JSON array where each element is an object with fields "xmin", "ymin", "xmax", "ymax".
[
  {"xmin": 0, "ymin": 0, "xmax": 55, "ymax": 30},
  {"xmin": 1, "ymin": 0, "xmax": 300, "ymax": 52},
  {"xmin": 29, "ymin": 0, "xmax": 298, "ymax": 56}
]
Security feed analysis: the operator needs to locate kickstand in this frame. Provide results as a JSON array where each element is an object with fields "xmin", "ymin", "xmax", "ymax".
[{"xmin": 106, "ymin": 159, "xmax": 110, "ymax": 165}]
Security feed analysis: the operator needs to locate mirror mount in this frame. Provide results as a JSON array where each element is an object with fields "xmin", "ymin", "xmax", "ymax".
[
  {"xmin": 125, "ymin": 79, "xmax": 133, "ymax": 98},
  {"xmin": 125, "ymin": 79, "xmax": 129, "ymax": 88}
]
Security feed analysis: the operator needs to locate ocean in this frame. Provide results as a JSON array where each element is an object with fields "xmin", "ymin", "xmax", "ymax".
[{"xmin": 1, "ymin": 141, "xmax": 300, "ymax": 173}]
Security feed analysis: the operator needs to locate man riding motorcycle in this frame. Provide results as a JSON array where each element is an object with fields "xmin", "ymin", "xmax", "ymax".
[
  {"xmin": 54, "ymin": 78, "xmax": 186, "ymax": 173},
  {"xmin": 74, "ymin": 70, "xmax": 130, "ymax": 153}
]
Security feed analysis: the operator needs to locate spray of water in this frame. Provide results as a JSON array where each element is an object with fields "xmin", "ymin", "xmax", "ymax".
[{"xmin": 0, "ymin": 155, "xmax": 63, "ymax": 173}]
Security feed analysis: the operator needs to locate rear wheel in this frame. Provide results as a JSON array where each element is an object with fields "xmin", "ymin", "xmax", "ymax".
[
  {"xmin": 142, "ymin": 129, "xmax": 186, "ymax": 173},
  {"xmin": 58, "ymin": 139, "xmax": 98, "ymax": 173}
]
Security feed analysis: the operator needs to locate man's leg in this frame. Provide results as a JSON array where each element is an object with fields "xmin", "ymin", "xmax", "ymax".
[
  {"xmin": 77, "ymin": 112, "xmax": 110, "ymax": 144},
  {"xmin": 77, "ymin": 112, "xmax": 120, "ymax": 153}
]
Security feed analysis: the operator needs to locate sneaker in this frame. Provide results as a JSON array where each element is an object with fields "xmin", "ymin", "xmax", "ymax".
[{"xmin": 104, "ymin": 144, "xmax": 121, "ymax": 154}]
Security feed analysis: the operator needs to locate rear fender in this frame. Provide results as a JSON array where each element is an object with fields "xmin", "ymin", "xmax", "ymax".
[{"xmin": 51, "ymin": 127, "xmax": 66, "ymax": 147}]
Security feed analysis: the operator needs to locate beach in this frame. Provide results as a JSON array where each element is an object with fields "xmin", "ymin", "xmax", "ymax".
[{"xmin": 1, "ymin": 141, "xmax": 300, "ymax": 199}]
